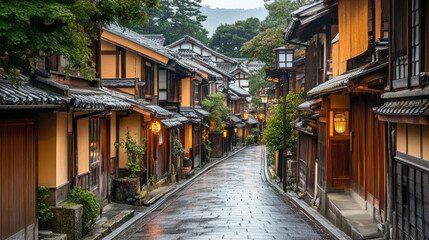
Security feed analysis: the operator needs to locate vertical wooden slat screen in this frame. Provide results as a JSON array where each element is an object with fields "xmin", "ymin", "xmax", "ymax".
[
  {"xmin": 0, "ymin": 121, "xmax": 36, "ymax": 240},
  {"xmin": 304, "ymin": 42, "xmax": 318, "ymax": 94}
]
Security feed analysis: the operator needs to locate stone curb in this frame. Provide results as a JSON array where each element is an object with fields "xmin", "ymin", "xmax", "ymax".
[
  {"xmin": 103, "ymin": 146, "xmax": 249, "ymax": 240},
  {"xmin": 261, "ymin": 146, "xmax": 351, "ymax": 240}
]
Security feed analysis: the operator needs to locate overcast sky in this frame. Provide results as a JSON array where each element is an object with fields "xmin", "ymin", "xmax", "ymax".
[{"xmin": 201, "ymin": 0, "xmax": 265, "ymax": 9}]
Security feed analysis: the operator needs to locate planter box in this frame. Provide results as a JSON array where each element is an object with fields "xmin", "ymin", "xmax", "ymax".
[
  {"xmin": 43, "ymin": 204, "xmax": 83, "ymax": 240},
  {"xmin": 113, "ymin": 178, "xmax": 139, "ymax": 203}
]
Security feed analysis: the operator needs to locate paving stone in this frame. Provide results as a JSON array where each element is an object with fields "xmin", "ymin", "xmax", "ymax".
[{"xmin": 115, "ymin": 146, "xmax": 331, "ymax": 239}]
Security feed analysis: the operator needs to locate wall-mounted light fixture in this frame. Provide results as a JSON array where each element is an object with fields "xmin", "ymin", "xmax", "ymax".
[{"xmin": 334, "ymin": 113, "xmax": 346, "ymax": 134}]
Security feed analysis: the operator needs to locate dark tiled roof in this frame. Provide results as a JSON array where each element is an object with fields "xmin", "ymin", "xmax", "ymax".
[
  {"xmin": 246, "ymin": 116, "xmax": 259, "ymax": 125},
  {"xmin": 167, "ymin": 35, "xmax": 236, "ymax": 64},
  {"xmin": 0, "ymin": 74, "xmax": 71, "ymax": 107},
  {"xmin": 293, "ymin": 120, "xmax": 317, "ymax": 135},
  {"xmin": 194, "ymin": 107, "xmax": 210, "ymax": 117},
  {"xmin": 104, "ymin": 25, "xmax": 174, "ymax": 60},
  {"xmin": 140, "ymin": 34, "xmax": 166, "ymax": 46},
  {"xmin": 235, "ymin": 123, "xmax": 246, "ymax": 128},
  {"xmin": 296, "ymin": 98, "xmax": 322, "ymax": 111},
  {"xmin": 228, "ymin": 114, "xmax": 242, "ymax": 123},
  {"xmin": 373, "ymin": 99, "xmax": 429, "ymax": 117},
  {"xmin": 161, "ymin": 113, "xmax": 188, "ymax": 128},
  {"xmin": 180, "ymin": 59, "xmax": 222, "ymax": 78},
  {"xmin": 102, "ymin": 79, "xmax": 145, "ymax": 88},
  {"xmin": 216, "ymin": 63, "xmax": 238, "ymax": 74},
  {"xmin": 180, "ymin": 110, "xmax": 199, "ymax": 118},
  {"xmin": 70, "ymin": 88, "xmax": 131, "ymax": 111},
  {"xmin": 229, "ymin": 84, "xmax": 250, "ymax": 97},
  {"xmin": 228, "ymin": 90, "xmax": 240, "ymax": 100},
  {"xmin": 99, "ymin": 88, "xmax": 174, "ymax": 118},
  {"xmin": 307, "ymin": 68, "xmax": 364, "ymax": 97}
]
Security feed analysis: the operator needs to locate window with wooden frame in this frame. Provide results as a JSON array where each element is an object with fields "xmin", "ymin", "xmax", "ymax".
[
  {"xmin": 391, "ymin": 0, "xmax": 408, "ymax": 84},
  {"xmin": 391, "ymin": 0, "xmax": 426, "ymax": 88},
  {"xmin": 193, "ymin": 82, "xmax": 200, "ymax": 106},
  {"xmin": 145, "ymin": 64, "xmax": 154, "ymax": 95},
  {"xmin": 410, "ymin": 0, "xmax": 420, "ymax": 78},
  {"xmin": 168, "ymin": 72, "xmax": 179, "ymax": 103},
  {"xmin": 159, "ymin": 69, "xmax": 168, "ymax": 101},
  {"xmin": 89, "ymin": 118, "xmax": 100, "ymax": 164}
]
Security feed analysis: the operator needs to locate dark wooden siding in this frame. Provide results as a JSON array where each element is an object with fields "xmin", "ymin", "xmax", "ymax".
[
  {"xmin": 395, "ymin": 155, "xmax": 429, "ymax": 240},
  {"xmin": 304, "ymin": 41, "xmax": 319, "ymax": 94},
  {"xmin": 318, "ymin": 122, "xmax": 327, "ymax": 189},
  {"xmin": 0, "ymin": 120, "xmax": 37, "ymax": 240},
  {"xmin": 350, "ymin": 95, "xmax": 386, "ymax": 215}
]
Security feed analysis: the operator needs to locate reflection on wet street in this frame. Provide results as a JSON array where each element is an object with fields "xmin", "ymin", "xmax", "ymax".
[{"xmin": 117, "ymin": 146, "xmax": 331, "ymax": 240}]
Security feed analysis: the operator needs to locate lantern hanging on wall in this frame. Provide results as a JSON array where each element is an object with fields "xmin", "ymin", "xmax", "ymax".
[
  {"xmin": 223, "ymin": 129, "xmax": 228, "ymax": 138},
  {"xmin": 151, "ymin": 120, "xmax": 162, "ymax": 134},
  {"xmin": 334, "ymin": 113, "xmax": 346, "ymax": 134}
]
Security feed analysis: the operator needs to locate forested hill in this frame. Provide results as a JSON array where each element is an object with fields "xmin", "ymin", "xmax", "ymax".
[{"xmin": 201, "ymin": 6, "xmax": 268, "ymax": 36}]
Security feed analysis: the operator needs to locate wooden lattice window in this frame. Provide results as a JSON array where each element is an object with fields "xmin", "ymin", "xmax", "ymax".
[
  {"xmin": 391, "ymin": 0, "xmax": 408, "ymax": 81},
  {"xmin": 410, "ymin": 0, "xmax": 420, "ymax": 77}
]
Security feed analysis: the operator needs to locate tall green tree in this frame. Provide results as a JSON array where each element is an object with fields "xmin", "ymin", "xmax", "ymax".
[
  {"xmin": 0, "ymin": 0, "xmax": 159, "ymax": 84},
  {"xmin": 134, "ymin": 0, "xmax": 209, "ymax": 45},
  {"xmin": 241, "ymin": 0, "xmax": 304, "ymax": 67},
  {"xmin": 209, "ymin": 18, "xmax": 260, "ymax": 58}
]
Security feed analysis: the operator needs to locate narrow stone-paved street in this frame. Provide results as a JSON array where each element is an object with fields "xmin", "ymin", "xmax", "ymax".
[{"xmin": 116, "ymin": 146, "xmax": 331, "ymax": 240}]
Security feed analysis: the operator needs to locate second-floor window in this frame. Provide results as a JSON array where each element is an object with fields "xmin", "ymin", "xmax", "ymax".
[
  {"xmin": 194, "ymin": 83, "xmax": 200, "ymax": 106},
  {"xmin": 391, "ymin": 0, "xmax": 426, "ymax": 87},
  {"xmin": 392, "ymin": 0, "xmax": 408, "ymax": 82},
  {"xmin": 411, "ymin": 0, "xmax": 420, "ymax": 77},
  {"xmin": 159, "ymin": 69, "xmax": 168, "ymax": 101}
]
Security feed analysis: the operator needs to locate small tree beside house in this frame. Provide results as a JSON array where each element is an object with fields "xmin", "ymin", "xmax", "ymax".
[
  {"xmin": 113, "ymin": 130, "xmax": 146, "ymax": 204},
  {"xmin": 171, "ymin": 135, "xmax": 186, "ymax": 182},
  {"xmin": 202, "ymin": 93, "xmax": 231, "ymax": 158}
]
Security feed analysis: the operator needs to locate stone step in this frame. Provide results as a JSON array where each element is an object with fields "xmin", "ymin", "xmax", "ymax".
[
  {"xmin": 327, "ymin": 193, "xmax": 381, "ymax": 240},
  {"xmin": 38, "ymin": 231, "xmax": 67, "ymax": 240},
  {"xmin": 83, "ymin": 210, "xmax": 134, "ymax": 240}
]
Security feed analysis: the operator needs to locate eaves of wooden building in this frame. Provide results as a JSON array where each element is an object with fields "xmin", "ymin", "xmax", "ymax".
[{"xmin": 285, "ymin": 0, "xmax": 391, "ymax": 238}]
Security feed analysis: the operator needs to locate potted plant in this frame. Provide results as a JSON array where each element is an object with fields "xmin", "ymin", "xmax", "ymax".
[
  {"xmin": 113, "ymin": 130, "xmax": 145, "ymax": 203},
  {"xmin": 183, "ymin": 156, "xmax": 192, "ymax": 175},
  {"xmin": 171, "ymin": 135, "xmax": 186, "ymax": 182}
]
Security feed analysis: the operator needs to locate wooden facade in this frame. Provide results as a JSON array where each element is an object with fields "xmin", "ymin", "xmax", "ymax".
[
  {"xmin": 0, "ymin": 119, "xmax": 37, "ymax": 240},
  {"xmin": 287, "ymin": 0, "xmax": 389, "ymax": 237},
  {"xmin": 371, "ymin": 0, "xmax": 429, "ymax": 238}
]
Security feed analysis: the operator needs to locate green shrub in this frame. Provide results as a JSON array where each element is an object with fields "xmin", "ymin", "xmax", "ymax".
[
  {"xmin": 202, "ymin": 138, "xmax": 212, "ymax": 159},
  {"xmin": 245, "ymin": 135, "xmax": 254, "ymax": 145},
  {"xmin": 69, "ymin": 187, "xmax": 99, "ymax": 232},
  {"xmin": 251, "ymin": 128, "xmax": 260, "ymax": 137},
  {"xmin": 38, "ymin": 186, "xmax": 53, "ymax": 223}
]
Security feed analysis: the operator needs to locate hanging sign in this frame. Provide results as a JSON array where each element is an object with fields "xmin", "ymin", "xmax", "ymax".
[{"xmin": 151, "ymin": 120, "xmax": 162, "ymax": 134}]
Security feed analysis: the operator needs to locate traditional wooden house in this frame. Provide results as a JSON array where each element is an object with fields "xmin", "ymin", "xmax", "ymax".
[
  {"xmin": 167, "ymin": 37, "xmax": 241, "ymax": 157},
  {"xmin": 0, "ymin": 73, "xmax": 70, "ymax": 240},
  {"xmin": 100, "ymin": 25, "xmax": 207, "ymax": 182},
  {"xmin": 285, "ymin": 0, "xmax": 390, "ymax": 238},
  {"xmin": 373, "ymin": 0, "xmax": 429, "ymax": 239}
]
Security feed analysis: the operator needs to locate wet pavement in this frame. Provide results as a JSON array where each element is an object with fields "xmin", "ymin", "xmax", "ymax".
[{"xmin": 116, "ymin": 146, "xmax": 331, "ymax": 240}]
